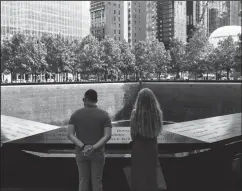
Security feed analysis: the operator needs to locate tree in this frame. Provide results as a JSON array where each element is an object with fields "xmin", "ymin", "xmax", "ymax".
[
  {"xmin": 132, "ymin": 40, "xmax": 152, "ymax": 80},
  {"xmin": 100, "ymin": 36, "xmax": 121, "ymax": 81},
  {"xmin": 186, "ymin": 25, "xmax": 209, "ymax": 79},
  {"xmin": 235, "ymin": 34, "xmax": 242, "ymax": 77},
  {"xmin": 78, "ymin": 35, "xmax": 103, "ymax": 80},
  {"xmin": 24, "ymin": 36, "xmax": 48, "ymax": 82},
  {"xmin": 148, "ymin": 40, "xmax": 170, "ymax": 80},
  {"xmin": 118, "ymin": 40, "xmax": 135, "ymax": 80},
  {"xmin": 1, "ymin": 37, "xmax": 11, "ymax": 81},
  {"xmin": 68, "ymin": 39, "xmax": 82, "ymax": 81},
  {"xmin": 168, "ymin": 38, "xmax": 186, "ymax": 78},
  {"xmin": 41, "ymin": 33, "xmax": 71, "ymax": 82},
  {"xmin": 1, "ymin": 33, "xmax": 27, "ymax": 82},
  {"xmin": 217, "ymin": 36, "xmax": 237, "ymax": 80},
  {"xmin": 61, "ymin": 39, "xmax": 75, "ymax": 81}
]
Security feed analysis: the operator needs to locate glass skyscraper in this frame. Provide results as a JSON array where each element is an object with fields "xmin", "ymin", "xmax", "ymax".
[{"xmin": 1, "ymin": 1, "xmax": 90, "ymax": 40}]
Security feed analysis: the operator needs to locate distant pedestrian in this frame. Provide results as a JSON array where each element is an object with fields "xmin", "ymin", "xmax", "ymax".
[
  {"xmin": 68, "ymin": 89, "xmax": 112, "ymax": 191},
  {"xmin": 130, "ymin": 88, "xmax": 167, "ymax": 191}
]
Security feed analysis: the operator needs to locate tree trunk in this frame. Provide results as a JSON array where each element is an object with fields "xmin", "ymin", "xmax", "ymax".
[
  {"xmin": 206, "ymin": 72, "xmax": 208, "ymax": 80},
  {"xmin": 227, "ymin": 69, "xmax": 230, "ymax": 80},
  {"xmin": 215, "ymin": 71, "xmax": 218, "ymax": 80},
  {"xmin": 10, "ymin": 70, "xmax": 13, "ymax": 83},
  {"xmin": 176, "ymin": 69, "xmax": 180, "ymax": 79},
  {"xmin": 35, "ymin": 72, "xmax": 37, "ymax": 82}
]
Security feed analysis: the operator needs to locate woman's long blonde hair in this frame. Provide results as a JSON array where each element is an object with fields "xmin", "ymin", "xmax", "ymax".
[{"xmin": 130, "ymin": 88, "xmax": 163, "ymax": 139}]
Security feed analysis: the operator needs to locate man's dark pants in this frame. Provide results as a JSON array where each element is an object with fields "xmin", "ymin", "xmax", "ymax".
[{"xmin": 75, "ymin": 151, "xmax": 105, "ymax": 191}]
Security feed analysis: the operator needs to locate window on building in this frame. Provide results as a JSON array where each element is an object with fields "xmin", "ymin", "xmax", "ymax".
[
  {"xmin": 114, "ymin": 10, "xmax": 116, "ymax": 14},
  {"xmin": 103, "ymin": 28, "xmax": 105, "ymax": 34},
  {"xmin": 139, "ymin": 9, "xmax": 140, "ymax": 13},
  {"xmin": 114, "ymin": 30, "xmax": 116, "ymax": 34},
  {"xmin": 119, "ymin": 30, "xmax": 120, "ymax": 34},
  {"xmin": 119, "ymin": 24, "xmax": 120, "ymax": 27},
  {"xmin": 134, "ymin": 21, "xmax": 136, "ymax": 24},
  {"xmin": 128, "ymin": 39, "xmax": 131, "ymax": 43},
  {"xmin": 119, "ymin": 11, "xmax": 120, "ymax": 15},
  {"xmin": 119, "ymin": 37, "xmax": 120, "ymax": 41},
  {"xmin": 118, "ymin": 17, "xmax": 120, "ymax": 21},
  {"xmin": 114, "ymin": 16, "xmax": 116, "ymax": 21},
  {"xmin": 135, "ymin": 39, "xmax": 136, "ymax": 42},
  {"xmin": 114, "ymin": 36, "xmax": 116, "ymax": 40},
  {"xmin": 119, "ymin": 4, "xmax": 120, "ymax": 8},
  {"xmin": 135, "ymin": 33, "xmax": 136, "ymax": 37}
]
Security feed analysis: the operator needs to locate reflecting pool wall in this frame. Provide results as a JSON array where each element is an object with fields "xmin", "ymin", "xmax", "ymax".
[
  {"xmin": 1, "ymin": 83, "xmax": 140, "ymax": 126},
  {"xmin": 1, "ymin": 82, "xmax": 241, "ymax": 126},
  {"xmin": 141, "ymin": 82, "xmax": 241, "ymax": 122}
]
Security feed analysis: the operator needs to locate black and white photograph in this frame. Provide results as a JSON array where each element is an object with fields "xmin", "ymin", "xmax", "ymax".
[{"xmin": 1, "ymin": 1, "xmax": 241, "ymax": 191}]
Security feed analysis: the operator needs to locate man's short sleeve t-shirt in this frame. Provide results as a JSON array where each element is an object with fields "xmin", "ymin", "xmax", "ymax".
[{"xmin": 69, "ymin": 106, "xmax": 112, "ymax": 152}]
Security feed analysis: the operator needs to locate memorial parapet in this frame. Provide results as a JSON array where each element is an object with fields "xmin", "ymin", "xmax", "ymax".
[{"xmin": 2, "ymin": 113, "xmax": 241, "ymax": 158}]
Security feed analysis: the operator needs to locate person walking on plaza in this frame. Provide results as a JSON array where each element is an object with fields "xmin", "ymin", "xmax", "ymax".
[
  {"xmin": 130, "ymin": 88, "xmax": 167, "ymax": 191},
  {"xmin": 68, "ymin": 89, "xmax": 112, "ymax": 191}
]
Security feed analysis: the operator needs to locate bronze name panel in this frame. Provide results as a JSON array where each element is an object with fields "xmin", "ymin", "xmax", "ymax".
[
  {"xmin": 165, "ymin": 113, "xmax": 241, "ymax": 143},
  {"xmin": 2, "ymin": 113, "xmax": 241, "ymax": 145},
  {"xmin": 1, "ymin": 115, "xmax": 61, "ymax": 144},
  {"xmin": 11, "ymin": 126, "xmax": 201, "ymax": 144}
]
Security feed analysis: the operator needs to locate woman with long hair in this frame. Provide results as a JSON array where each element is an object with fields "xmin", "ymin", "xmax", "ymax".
[{"xmin": 130, "ymin": 88, "xmax": 164, "ymax": 191}]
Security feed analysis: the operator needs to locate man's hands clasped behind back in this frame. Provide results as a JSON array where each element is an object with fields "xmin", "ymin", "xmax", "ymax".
[{"xmin": 83, "ymin": 145, "xmax": 95, "ymax": 156}]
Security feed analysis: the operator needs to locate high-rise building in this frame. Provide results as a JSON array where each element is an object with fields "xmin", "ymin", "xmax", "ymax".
[
  {"xmin": 187, "ymin": 1, "xmax": 209, "ymax": 41},
  {"xmin": 208, "ymin": 1, "xmax": 241, "ymax": 34},
  {"xmin": 157, "ymin": 1, "xmax": 186, "ymax": 48},
  {"xmin": 90, "ymin": 1, "xmax": 128, "ymax": 42},
  {"xmin": 127, "ymin": 1, "xmax": 157, "ymax": 46},
  {"xmin": 1, "ymin": 1, "xmax": 90, "ymax": 40},
  {"xmin": 226, "ymin": 1, "xmax": 241, "ymax": 25},
  {"xmin": 90, "ymin": 1, "xmax": 156, "ymax": 45},
  {"xmin": 174, "ymin": 1, "xmax": 187, "ymax": 43}
]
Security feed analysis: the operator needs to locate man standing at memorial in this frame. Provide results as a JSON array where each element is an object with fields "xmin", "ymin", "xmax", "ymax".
[{"xmin": 68, "ymin": 89, "xmax": 112, "ymax": 191}]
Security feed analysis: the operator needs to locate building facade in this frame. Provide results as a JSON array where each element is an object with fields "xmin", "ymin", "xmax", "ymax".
[
  {"xmin": 208, "ymin": 1, "xmax": 241, "ymax": 34},
  {"xmin": 157, "ymin": 1, "xmax": 186, "ymax": 48},
  {"xmin": 127, "ymin": 1, "xmax": 157, "ymax": 46},
  {"xmin": 174, "ymin": 1, "xmax": 187, "ymax": 43},
  {"xmin": 90, "ymin": 1, "xmax": 128, "ymax": 42},
  {"xmin": 187, "ymin": 1, "xmax": 209, "ymax": 41},
  {"xmin": 1, "ymin": 1, "xmax": 90, "ymax": 40}
]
